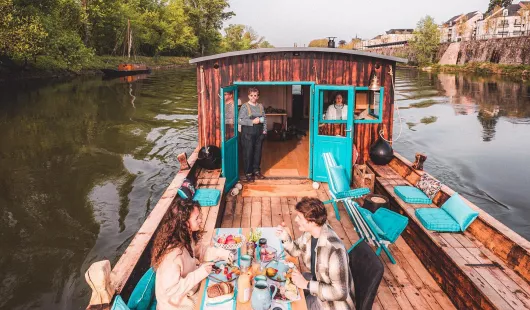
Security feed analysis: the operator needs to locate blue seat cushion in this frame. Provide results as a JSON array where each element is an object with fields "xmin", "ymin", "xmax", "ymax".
[
  {"xmin": 394, "ymin": 186, "xmax": 432, "ymax": 204},
  {"xmin": 193, "ymin": 188, "xmax": 221, "ymax": 207},
  {"xmin": 415, "ymin": 208, "xmax": 461, "ymax": 232},
  {"xmin": 127, "ymin": 267, "xmax": 156, "ymax": 310},
  {"xmin": 357, "ymin": 207, "xmax": 387, "ymax": 239},
  {"xmin": 328, "ymin": 165, "xmax": 350, "ymax": 193},
  {"xmin": 441, "ymin": 193, "xmax": 479, "ymax": 231},
  {"xmin": 335, "ymin": 188, "xmax": 370, "ymax": 199},
  {"xmin": 112, "ymin": 296, "xmax": 130, "ymax": 310},
  {"xmin": 373, "ymin": 208, "xmax": 409, "ymax": 243}
]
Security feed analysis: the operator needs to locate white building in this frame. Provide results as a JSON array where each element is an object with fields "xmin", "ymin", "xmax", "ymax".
[
  {"xmin": 440, "ymin": 11, "xmax": 483, "ymax": 42},
  {"xmin": 476, "ymin": 2, "xmax": 530, "ymax": 40},
  {"xmin": 363, "ymin": 29, "xmax": 414, "ymax": 49}
]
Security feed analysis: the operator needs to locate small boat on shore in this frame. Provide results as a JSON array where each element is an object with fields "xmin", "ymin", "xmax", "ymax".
[
  {"xmin": 101, "ymin": 63, "xmax": 151, "ymax": 78},
  {"xmin": 85, "ymin": 47, "xmax": 530, "ymax": 310}
]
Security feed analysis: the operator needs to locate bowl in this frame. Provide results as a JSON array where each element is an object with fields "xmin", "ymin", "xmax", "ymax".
[
  {"xmin": 208, "ymin": 260, "xmax": 240, "ymax": 282},
  {"xmin": 213, "ymin": 233, "xmax": 245, "ymax": 250},
  {"xmin": 265, "ymin": 260, "xmax": 293, "ymax": 282}
]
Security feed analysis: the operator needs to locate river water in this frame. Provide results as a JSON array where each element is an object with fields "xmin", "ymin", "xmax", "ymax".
[{"xmin": 0, "ymin": 68, "xmax": 529, "ymax": 309}]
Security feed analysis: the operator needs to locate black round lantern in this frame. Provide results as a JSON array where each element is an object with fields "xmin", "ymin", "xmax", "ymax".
[{"xmin": 369, "ymin": 137, "xmax": 393, "ymax": 165}]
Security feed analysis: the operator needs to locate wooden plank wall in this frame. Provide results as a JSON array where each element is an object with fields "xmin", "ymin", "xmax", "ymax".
[{"xmin": 195, "ymin": 51, "xmax": 396, "ymax": 164}]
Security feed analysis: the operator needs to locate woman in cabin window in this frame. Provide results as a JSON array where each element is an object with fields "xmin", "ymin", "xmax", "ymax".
[
  {"xmin": 324, "ymin": 93, "xmax": 348, "ymax": 120},
  {"xmin": 151, "ymin": 199, "xmax": 233, "ymax": 309},
  {"xmin": 238, "ymin": 87, "xmax": 267, "ymax": 182}
]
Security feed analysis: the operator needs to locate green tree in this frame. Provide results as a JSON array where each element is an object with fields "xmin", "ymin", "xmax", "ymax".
[
  {"xmin": 410, "ymin": 15, "xmax": 441, "ymax": 66},
  {"xmin": 183, "ymin": 0, "xmax": 234, "ymax": 55},
  {"xmin": 487, "ymin": 0, "xmax": 512, "ymax": 13},
  {"xmin": 0, "ymin": 0, "xmax": 48, "ymax": 65},
  {"xmin": 220, "ymin": 24, "xmax": 272, "ymax": 52}
]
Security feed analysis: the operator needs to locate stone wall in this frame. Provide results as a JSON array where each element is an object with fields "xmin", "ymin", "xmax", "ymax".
[
  {"xmin": 436, "ymin": 37, "xmax": 530, "ymax": 65},
  {"xmin": 368, "ymin": 36, "xmax": 530, "ymax": 66}
]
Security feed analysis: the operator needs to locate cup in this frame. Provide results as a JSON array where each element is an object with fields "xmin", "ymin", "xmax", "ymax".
[
  {"xmin": 254, "ymin": 275, "xmax": 267, "ymax": 283},
  {"xmin": 259, "ymin": 116, "xmax": 265, "ymax": 123},
  {"xmin": 241, "ymin": 254, "xmax": 252, "ymax": 270}
]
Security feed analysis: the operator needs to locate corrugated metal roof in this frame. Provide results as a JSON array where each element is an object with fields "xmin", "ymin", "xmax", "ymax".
[{"xmin": 189, "ymin": 47, "xmax": 407, "ymax": 64}]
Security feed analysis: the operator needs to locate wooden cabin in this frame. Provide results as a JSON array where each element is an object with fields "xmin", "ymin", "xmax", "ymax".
[{"xmin": 86, "ymin": 48, "xmax": 530, "ymax": 310}]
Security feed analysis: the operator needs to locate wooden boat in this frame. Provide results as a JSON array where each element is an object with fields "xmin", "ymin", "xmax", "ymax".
[
  {"xmin": 86, "ymin": 47, "xmax": 530, "ymax": 310},
  {"xmin": 101, "ymin": 20, "xmax": 150, "ymax": 78},
  {"xmin": 101, "ymin": 64, "xmax": 151, "ymax": 78}
]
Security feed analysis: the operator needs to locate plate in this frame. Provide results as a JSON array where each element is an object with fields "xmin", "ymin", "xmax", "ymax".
[
  {"xmin": 258, "ymin": 245, "xmax": 277, "ymax": 263},
  {"xmin": 208, "ymin": 260, "xmax": 240, "ymax": 283},
  {"xmin": 264, "ymin": 260, "xmax": 293, "ymax": 282}
]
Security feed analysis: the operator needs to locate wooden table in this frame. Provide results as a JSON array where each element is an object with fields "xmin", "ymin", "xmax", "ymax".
[{"xmin": 196, "ymin": 227, "xmax": 308, "ymax": 310}]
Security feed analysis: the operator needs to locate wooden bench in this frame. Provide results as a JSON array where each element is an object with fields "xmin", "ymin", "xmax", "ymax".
[{"xmin": 369, "ymin": 163, "xmax": 530, "ymax": 310}]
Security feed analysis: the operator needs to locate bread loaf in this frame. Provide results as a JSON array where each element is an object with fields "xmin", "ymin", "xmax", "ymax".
[{"xmin": 207, "ymin": 282, "xmax": 234, "ymax": 298}]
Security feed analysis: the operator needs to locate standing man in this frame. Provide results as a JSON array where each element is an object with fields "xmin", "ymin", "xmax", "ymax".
[
  {"xmin": 238, "ymin": 87, "xmax": 267, "ymax": 182},
  {"xmin": 224, "ymin": 91, "xmax": 235, "ymax": 140},
  {"xmin": 276, "ymin": 197, "xmax": 355, "ymax": 309}
]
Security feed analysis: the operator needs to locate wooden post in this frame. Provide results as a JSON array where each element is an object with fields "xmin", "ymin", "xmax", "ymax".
[
  {"xmin": 85, "ymin": 260, "xmax": 114, "ymax": 310},
  {"xmin": 412, "ymin": 153, "xmax": 427, "ymax": 171}
]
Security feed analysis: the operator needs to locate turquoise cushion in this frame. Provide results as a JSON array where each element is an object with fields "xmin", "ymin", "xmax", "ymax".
[
  {"xmin": 329, "ymin": 165, "xmax": 350, "ymax": 193},
  {"xmin": 357, "ymin": 207, "xmax": 387, "ymax": 239},
  {"xmin": 193, "ymin": 188, "xmax": 221, "ymax": 207},
  {"xmin": 394, "ymin": 186, "xmax": 432, "ymax": 204},
  {"xmin": 112, "ymin": 296, "xmax": 130, "ymax": 310},
  {"xmin": 127, "ymin": 267, "xmax": 156, "ymax": 310},
  {"xmin": 441, "ymin": 193, "xmax": 479, "ymax": 231},
  {"xmin": 335, "ymin": 188, "xmax": 370, "ymax": 199},
  {"xmin": 373, "ymin": 208, "xmax": 409, "ymax": 243},
  {"xmin": 415, "ymin": 208, "xmax": 461, "ymax": 232}
]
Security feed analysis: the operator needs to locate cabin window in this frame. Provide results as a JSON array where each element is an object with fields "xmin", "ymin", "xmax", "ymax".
[
  {"xmin": 354, "ymin": 87, "xmax": 383, "ymax": 123},
  {"xmin": 223, "ymin": 90, "xmax": 236, "ymax": 140},
  {"xmin": 318, "ymin": 89, "xmax": 348, "ymax": 137}
]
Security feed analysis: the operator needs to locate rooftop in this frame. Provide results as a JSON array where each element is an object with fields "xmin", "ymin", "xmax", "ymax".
[{"xmin": 189, "ymin": 47, "xmax": 407, "ymax": 64}]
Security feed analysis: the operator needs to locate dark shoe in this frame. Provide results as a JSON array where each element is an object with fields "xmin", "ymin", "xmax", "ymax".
[
  {"xmin": 254, "ymin": 171, "xmax": 266, "ymax": 179},
  {"xmin": 245, "ymin": 174, "xmax": 255, "ymax": 182}
]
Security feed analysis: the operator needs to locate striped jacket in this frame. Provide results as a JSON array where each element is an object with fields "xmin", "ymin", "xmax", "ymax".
[{"xmin": 281, "ymin": 224, "xmax": 355, "ymax": 310}]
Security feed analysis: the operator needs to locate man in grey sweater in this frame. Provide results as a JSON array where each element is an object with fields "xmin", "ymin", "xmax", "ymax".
[{"xmin": 238, "ymin": 87, "xmax": 267, "ymax": 182}]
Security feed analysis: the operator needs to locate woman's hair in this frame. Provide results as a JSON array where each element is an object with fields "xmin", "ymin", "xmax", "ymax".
[
  {"xmin": 248, "ymin": 87, "xmax": 260, "ymax": 95},
  {"xmin": 151, "ymin": 199, "xmax": 204, "ymax": 268},
  {"xmin": 295, "ymin": 197, "xmax": 327, "ymax": 226},
  {"xmin": 334, "ymin": 92, "xmax": 344, "ymax": 102}
]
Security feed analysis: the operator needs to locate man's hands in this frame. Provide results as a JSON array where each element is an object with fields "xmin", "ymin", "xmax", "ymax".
[
  {"xmin": 275, "ymin": 222, "xmax": 291, "ymax": 241},
  {"xmin": 291, "ymin": 268, "xmax": 309, "ymax": 289},
  {"xmin": 252, "ymin": 117, "xmax": 260, "ymax": 124}
]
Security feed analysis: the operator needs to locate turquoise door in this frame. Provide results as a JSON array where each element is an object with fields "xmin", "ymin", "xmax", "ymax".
[
  {"xmin": 311, "ymin": 85, "xmax": 354, "ymax": 182},
  {"xmin": 220, "ymin": 86, "xmax": 239, "ymax": 191}
]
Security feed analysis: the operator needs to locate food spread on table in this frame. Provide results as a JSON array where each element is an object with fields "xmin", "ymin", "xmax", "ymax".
[{"xmin": 209, "ymin": 260, "xmax": 241, "ymax": 282}]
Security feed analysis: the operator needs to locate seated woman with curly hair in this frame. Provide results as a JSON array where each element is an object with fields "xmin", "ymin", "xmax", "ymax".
[{"xmin": 151, "ymin": 199, "xmax": 232, "ymax": 309}]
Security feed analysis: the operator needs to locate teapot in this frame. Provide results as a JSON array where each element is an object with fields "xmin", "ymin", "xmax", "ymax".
[{"xmin": 251, "ymin": 280, "xmax": 277, "ymax": 310}]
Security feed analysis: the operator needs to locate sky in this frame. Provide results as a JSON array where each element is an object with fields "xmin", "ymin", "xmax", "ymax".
[{"xmin": 223, "ymin": 0, "xmax": 489, "ymax": 46}]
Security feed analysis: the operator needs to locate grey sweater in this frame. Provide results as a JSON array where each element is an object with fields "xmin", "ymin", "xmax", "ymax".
[{"xmin": 238, "ymin": 102, "xmax": 267, "ymax": 132}]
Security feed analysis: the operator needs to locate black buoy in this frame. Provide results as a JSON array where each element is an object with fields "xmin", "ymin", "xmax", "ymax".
[
  {"xmin": 369, "ymin": 137, "xmax": 393, "ymax": 165},
  {"xmin": 197, "ymin": 145, "xmax": 221, "ymax": 170}
]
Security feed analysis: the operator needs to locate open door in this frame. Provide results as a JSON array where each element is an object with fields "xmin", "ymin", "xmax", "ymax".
[
  {"xmin": 311, "ymin": 85, "xmax": 354, "ymax": 182},
  {"xmin": 220, "ymin": 86, "xmax": 239, "ymax": 190}
]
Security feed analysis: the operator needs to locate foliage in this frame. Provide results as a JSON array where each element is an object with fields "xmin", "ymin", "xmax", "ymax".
[
  {"xmin": 308, "ymin": 38, "xmax": 328, "ymax": 47},
  {"xmin": 410, "ymin": 16, "xmax": 441, "ymax": 66},
  {"xmin": 456, "ymin": 16, "xmax": 468, "ymax": 37},
  {"xmin": 1, "ymin": 0, "xmax": 268, "ymax": 72},
  {"xmin": 487, "ymin": 0, "xmax": 513, "ymax": 13},
  {"xmin": 220, "ymin": 24, "xmax": 272, "ymax": 52}
]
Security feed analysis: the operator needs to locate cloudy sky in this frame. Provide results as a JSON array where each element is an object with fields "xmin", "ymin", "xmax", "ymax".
[{"xmin": 223, "ymin": 0, "xmax": 488, "ymax": 46}]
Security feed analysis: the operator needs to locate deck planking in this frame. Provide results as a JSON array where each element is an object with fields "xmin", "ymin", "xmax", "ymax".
[{"xmin": 220, "ymin": 179, "xmax": 456, "ymax": 310}]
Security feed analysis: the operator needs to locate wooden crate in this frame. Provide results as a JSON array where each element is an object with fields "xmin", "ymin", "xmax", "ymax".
[{"xmin": 353, "ymin": 164, "xmax": 375, "ymax": 193}]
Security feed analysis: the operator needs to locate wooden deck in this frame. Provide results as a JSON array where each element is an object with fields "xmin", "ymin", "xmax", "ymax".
[
  {"xmin": 260, "ymin": 134, "xmax": 309, "ymax": 177},
  {"xmin": 370, "ymin": 161, "xmax": 530, "ymax": 310},
  {"xmin": 220, "ymin": 179, "xmax": 456, "ymax": 310}
]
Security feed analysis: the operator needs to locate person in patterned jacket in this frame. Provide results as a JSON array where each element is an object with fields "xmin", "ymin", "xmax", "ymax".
[{"xmin": 276, "ymin": 197, "xmax": 355, "ymax": 310}]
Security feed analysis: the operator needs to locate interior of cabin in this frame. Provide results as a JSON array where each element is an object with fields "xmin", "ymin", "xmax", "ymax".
[{"xmin": 225, "ymin": 85, "xmax": 377, "ymax": 179}]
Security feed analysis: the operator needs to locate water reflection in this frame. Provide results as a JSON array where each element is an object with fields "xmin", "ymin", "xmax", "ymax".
[
  {"xmin": 394, "ymin": 69, "xmax": 530, "ymax": 241},
  {"xmin": 0, "ymin": 69, "xmax": 198, "ymax": 309}
]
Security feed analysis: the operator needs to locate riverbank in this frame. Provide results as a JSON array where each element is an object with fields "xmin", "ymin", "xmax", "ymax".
[
  {"xmin": 0, "ymin": 55, "xmax": 191, "ymax": 82},
  {"xmin": 427, "ymin": 62, "xmax": 530, "ymax": 79}
]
